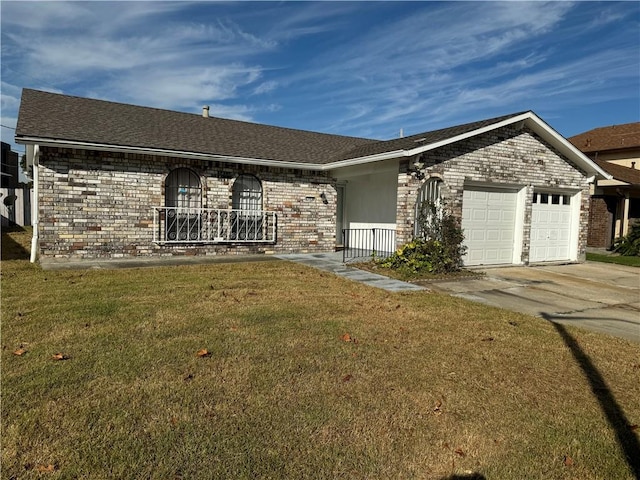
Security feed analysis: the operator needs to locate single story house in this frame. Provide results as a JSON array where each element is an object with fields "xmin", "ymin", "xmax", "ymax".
[
  {"xmin": 568, "ymin": 122, "xmax": 640, "ymax": 249},
  {"xmin": 16, "ymin": 88, "xmax": 609, "ymax": 266}
]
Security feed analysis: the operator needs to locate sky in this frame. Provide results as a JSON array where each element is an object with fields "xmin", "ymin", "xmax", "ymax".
[{"xmin": 1, "ymin": 1, "xmax": 639, "ymax": 165}]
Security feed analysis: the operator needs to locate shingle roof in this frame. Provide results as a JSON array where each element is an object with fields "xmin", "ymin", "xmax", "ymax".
[
  {"xmin": 568, "ymin": 122, "xmax": 640, "ymax": 153},
  {"xmin": 335, "ymin": 112, "xmax": 528, "ymax": 160},
  {"xmin": 14, "ymin": 89, "xmax": 533, "ymax": 166},
  {"xmin": 15, "ymin": 89, "xmax": 375, "ymax": 164},
  {"xmin": 594, "ymin": 159, "xmax": 640, "ymax": 186}
]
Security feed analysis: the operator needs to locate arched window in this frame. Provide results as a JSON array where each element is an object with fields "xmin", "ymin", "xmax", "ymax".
[
  {"xmin": 165, "ymin": 168, "xmax": 202, "ymax": 209},
  {"xmin": 232, "ymin": 174, "xmax": 262, "ymax": 212},
  {"xmin": 414, "ymin": 178, "xmax": 443, "ymax": 238},
  {"xmin": 231, "ymin": 174, "xmax": 263, "ymax": 240},
  {"xmin": 164, "ymin": 168, "xmax": 202, "ymax": 241}
]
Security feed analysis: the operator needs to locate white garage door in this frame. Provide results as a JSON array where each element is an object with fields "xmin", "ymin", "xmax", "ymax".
[
  {"xmin": 530, "ymin": 192, "xmax": 572, "ymax": 262},
  {"xmin": 462, "ymin": 187, "xmax": 517, "ymax": 266}
]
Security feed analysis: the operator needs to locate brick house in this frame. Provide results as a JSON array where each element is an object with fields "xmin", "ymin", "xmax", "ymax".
[
  {"xmin": 16, "ymin": 89, "xmax": 608, "ymax": 265},
  {"xmin": 569, "ymin": 122, "xmax": 640, "ymax": 249}
]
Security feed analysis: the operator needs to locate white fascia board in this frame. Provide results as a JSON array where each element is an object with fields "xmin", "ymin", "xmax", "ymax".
[
  {"xmin": 403, "ymin": 112, "xmax": 534, "ymax": 158},
  {"xmin": 15, "ymin": 136, "xmax": 324, "ymax": 171},
  {"xmin": 18, "ymin": 111, "xmax": 612, "ymax": 180},
  {"xmin": 321, "ymin": 150, "xmax": 407, "ymax": 169},
  {"xmin": 325, "ymin": 114, "xmax": 538, "ymax": 168}
]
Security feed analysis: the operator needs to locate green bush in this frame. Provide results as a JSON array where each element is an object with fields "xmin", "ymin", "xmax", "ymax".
[
  {"xmin": 378, "ymin": 201, "xmax": 467, "ymax": 274},
  {"xmin": 612, "ymin": 222, "xmax": 640, "ymax": 256}
]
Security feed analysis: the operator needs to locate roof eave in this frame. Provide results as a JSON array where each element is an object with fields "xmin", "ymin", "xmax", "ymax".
[
  {"xmin": 14, "ymin": 136, "xmax": 326, "ymax": 171},
  {"xmin": 17, "ymin": 111, "xmax": 611, "ymax": 181}
]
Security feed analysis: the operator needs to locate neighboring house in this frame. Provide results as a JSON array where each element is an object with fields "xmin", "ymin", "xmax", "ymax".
[
  {"xmin": 1, "ymin": 141, "xmax": 20, "ymax": 188},
  {"xmin": 16, "ymin": 89, "xmax": 609, "ymax": 266},
  {"xmin": 569, "ymin": 122, "xmax": 640, "ymax": 249},
  {"xmin": 1, "ymin": 141, "xmax": 31, "ymax": 227}
]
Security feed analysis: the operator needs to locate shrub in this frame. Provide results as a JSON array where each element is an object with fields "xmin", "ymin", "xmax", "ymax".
[
  {"xmin": 379, "ymin": 201, "xmax": 467, "ymax": 274},
  {"xmin": 612, "ymin": 222, "xmax": 640, "ymax": 256}
]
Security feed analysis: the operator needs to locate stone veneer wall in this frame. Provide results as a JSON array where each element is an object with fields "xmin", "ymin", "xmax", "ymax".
[
  {"xmin": 37, "ymin": 147, "xmax": 336, "ymax": 259},
  {"xmin": 395, "ymin": 126, "xmax": 592, "ymax": 263}
]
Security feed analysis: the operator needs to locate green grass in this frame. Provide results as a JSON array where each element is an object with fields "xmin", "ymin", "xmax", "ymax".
[
  {"xmin": 586, "ymin": 252, "xmax": 640, "ymax": 267},
  {"xmin": 2, "ymin": 228, "xmax": 640, "ymax": 479}
]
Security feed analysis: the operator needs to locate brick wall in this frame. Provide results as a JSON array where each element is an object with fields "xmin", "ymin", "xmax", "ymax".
[
  {"xmin": 396, "ymin": 126, "xmax": 592, "ymax": 263},
  {"xmin": 587, "ymin": 196, "xmax": 614, "ymax": 248},
  {"xmin": 37, "ymin": 148, "xmax": 336, "ymax": 259}
]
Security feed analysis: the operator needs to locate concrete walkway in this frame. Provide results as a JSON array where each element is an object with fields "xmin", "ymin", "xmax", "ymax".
[{"xmin": 275, "ymin": 252, "xmax": 426, "ymax": 293}]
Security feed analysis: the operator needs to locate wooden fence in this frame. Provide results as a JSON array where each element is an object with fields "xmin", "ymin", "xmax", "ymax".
[{"xmin": 1, "ymin": 187, "xmax": 32, "ymax": 227}]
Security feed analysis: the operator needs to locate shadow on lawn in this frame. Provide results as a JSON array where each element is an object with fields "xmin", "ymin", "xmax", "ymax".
[
  {"xmin": 1, "ymin": 226, "xmax": 30, "ymax": 261},
  {"xmin": 543, "ymin": 313, "xmax": 640, "ymax": 477}
]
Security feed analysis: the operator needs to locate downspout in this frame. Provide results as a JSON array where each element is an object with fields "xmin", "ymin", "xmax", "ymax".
[{"xmin": 29, "ymin": 145, "xmax": 40, "ymax": 263}]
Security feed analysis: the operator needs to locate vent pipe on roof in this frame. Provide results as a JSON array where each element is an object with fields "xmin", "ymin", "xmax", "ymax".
[{"xmin": 202, "ymin": 105, "xmax": 210, "ymax": 118}]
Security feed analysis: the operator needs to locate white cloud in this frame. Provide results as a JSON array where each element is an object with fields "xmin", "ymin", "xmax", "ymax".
[
  {"xmin": 253, "ymin": 81, "xmax": 278, "ymax": 95},
  {"xmin": 1, "ymin": 1, "xmax": 637, "ymax": 141},
  {"xmin": 100, "ymin": 64, "xmax": 264, "ymax": 112}
]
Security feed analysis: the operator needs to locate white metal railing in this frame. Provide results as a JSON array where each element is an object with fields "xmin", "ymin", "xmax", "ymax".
[
  {"xmin": 342, "ymin": 228, "xmax": 397, "ymax": 262},
  {"xmin": 153, "ymin": 207, "xmax": 277, "ymax": 244}
]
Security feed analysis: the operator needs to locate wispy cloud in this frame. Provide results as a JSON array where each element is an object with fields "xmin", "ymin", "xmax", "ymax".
[
  {"xmin": 1, "ymin": 0, "xmax": 638, "ymax": 147},
  {"xmin": 279, "ymin": 1, "xmax": 637, "ymax": 137}
]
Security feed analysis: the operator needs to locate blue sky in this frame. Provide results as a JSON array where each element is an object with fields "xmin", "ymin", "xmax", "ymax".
[{"xmin": 1, "ymin": 1, "xmax": 639, "ymax": 162}]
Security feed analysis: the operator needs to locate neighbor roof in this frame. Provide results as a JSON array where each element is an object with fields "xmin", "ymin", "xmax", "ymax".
[
  {"xmin": 568, "ymin": 122, "xmax": 640, "ymax": 153},
  {"xmin": 594, "ymin": 159, "xmax": 640, "ymax": 186}
]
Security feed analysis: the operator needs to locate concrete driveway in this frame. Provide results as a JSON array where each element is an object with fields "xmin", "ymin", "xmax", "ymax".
[{"xmin": 429, "ymin": 262, "xmax": 640, "ymax": 343}]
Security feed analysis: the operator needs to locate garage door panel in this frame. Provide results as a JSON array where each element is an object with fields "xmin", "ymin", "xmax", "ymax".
[
  {"xmin": 530, "ymin": 194, "xmax": 572, "ymax": 262},
  {"xmin": 462, "ymin": 188, "xmax": 517, "ymax": 266},
  {"xmin": 473, "ymin": 210, "xmax": 487, "ymax": 221}
]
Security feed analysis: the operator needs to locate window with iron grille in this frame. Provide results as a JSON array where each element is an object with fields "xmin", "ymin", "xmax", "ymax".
[
  {"xmin": 232, "ymin": 174, "xmax": 263, "ymax": 240},
  {"xmin": 164, "ymin": 168, "xmax": 202, "ymax": 241}
]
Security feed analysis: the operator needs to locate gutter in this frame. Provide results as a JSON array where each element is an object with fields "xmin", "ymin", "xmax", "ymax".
[
  {"xmin": 15, "ymin": 111, "xmax": 612, "ymax": 179},
  {"xmin": 14, "ymin": 137, "xmax": 407, "ymax": 172}
]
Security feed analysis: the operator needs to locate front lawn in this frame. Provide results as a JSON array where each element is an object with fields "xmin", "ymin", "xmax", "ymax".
[
  {"xmin": 586, "ymin": 252, "xmax": 640, "ymax": 267},
  {"xmin": 2, "ymin": 229, "xmax": 639, "ymax": 479}
]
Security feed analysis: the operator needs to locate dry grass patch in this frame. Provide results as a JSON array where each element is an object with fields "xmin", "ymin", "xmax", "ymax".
[{"xmin": 2, "ymin": 228, "xmax": 639, "ymax": 479}]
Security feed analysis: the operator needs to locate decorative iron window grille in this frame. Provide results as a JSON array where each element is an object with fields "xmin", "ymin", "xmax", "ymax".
[
  {"xmin": 164, "ymin": 168, "xmax": 202, "ymax": 241},
  {"xmin": 232, "ymin": 174, "xmax": 263, "ymax": 241}
]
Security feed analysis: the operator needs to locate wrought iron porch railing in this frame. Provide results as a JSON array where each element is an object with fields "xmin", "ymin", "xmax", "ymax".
[
  {"xmin": 342, "ymin": 228, "xmax": 396, "ymax": 263},
  {"xmin": 153, "ymin": 207, "xmax": 277, "ymax": 244}
]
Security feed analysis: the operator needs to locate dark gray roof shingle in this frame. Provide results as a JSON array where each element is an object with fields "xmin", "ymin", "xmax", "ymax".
[
  {"xmin": 335, "ymin": 112, "xmax": 528, "ymax": 160},
  {"xmin": 15, "ymin": 89, "xmax": 529, "ymax": 165},
  {"xmin": 16, "ymin": 89, "xmax": 374, "ymax": 164}
]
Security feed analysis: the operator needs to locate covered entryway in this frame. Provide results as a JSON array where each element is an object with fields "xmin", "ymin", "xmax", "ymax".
[
  {"xmin": 462, "ymin": 186, "xmax": 519, "ymax": 266},
  {"xmin": 530, "ymin": 192, "xmax": 573, "ymax": 262}
]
